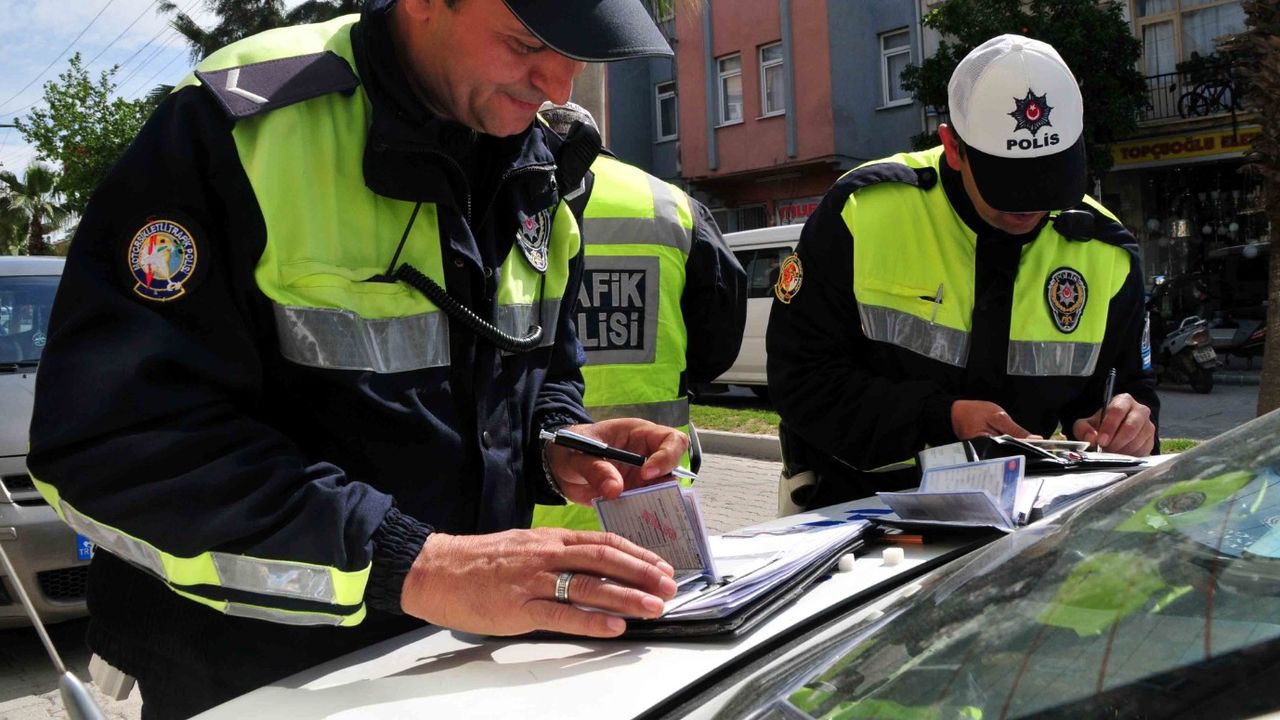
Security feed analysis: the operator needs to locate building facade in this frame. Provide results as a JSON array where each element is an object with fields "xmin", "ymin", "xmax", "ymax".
[
  {"xmin": 601, "ymin": 0, "xmax": 927, "ymax": 232},
  {"xmin": 1101, "ymin": 0, "xmax": 1267, "ymax": 329}
]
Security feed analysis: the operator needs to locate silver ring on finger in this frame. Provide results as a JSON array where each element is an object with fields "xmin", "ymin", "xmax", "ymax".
[{"xmin": 554, "ymin": 571, "xmax": 575, "ymax": 604}]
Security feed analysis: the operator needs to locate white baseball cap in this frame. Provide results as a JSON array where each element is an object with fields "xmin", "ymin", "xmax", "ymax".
[{"xmin": 947, "ymin": 34, "xmax": 1086, "ymax": 212}]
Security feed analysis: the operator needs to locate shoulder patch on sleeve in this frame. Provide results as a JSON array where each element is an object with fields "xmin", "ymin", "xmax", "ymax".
[
  {"xmin": 195, "ymin": 51, "xmax": 359, "ymax": 120},
  {"xmin": 836, "ymin": 162, "xmax": 938, "ymax": 195}
]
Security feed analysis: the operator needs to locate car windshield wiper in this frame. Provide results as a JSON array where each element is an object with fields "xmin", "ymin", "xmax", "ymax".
[{"xmin": 0, "ymin": 360, "xmax": 39, "ymax": 372}]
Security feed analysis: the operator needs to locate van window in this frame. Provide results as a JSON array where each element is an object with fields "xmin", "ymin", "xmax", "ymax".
[
  {"xmin": 0, "ymin": 275, "xmax": 58, "ymax": 364},
  {"xmin": 734, "ymin": 246, "xmax": 794, "ymax": 299}
]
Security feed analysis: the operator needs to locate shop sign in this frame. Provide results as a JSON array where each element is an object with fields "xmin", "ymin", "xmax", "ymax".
[
  {"xmin": 1112, "ymin": 126, "xmax": 1260, "ymax": 169},
  {"xmin": 775, "ymin": 196, "xmax": 822, "ymax": 225}
]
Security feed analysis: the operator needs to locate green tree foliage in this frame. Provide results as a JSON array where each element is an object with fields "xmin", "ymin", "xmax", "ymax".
[
  {"xmin": 13, "ymin": 54, "xmax": 150, "ymax": 215},
  {"xmin": 0, "ymin": 195, "xmax": 29, "ymax": 256},
  {"xmin": 162, "ymin": 0, "xmax": 364, "ymax": 61},
  {"xmin": 900, "ymin": 0, "xmax": 1145, "ymax": 179},
  {"xmin": 0, "ymin": 163, "xmax": 71, "ymax": 256}
]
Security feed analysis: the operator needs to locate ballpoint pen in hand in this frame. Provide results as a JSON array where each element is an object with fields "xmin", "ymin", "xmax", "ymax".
[
  {"xmin": 539, "ymin": 428, "xmax": 698, "ymax": 480},
  {"xmin": 1091, "ymin": 368, "xmax": 1118, "ymax": 451}
]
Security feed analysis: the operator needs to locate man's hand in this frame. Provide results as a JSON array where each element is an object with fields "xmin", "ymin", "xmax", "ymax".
[
  {"xmin": 401, "ymin": 528, "xmax": 678, "ymax": 638},
  {"xmin": 951, "ymin": 400, "xmax": 1038, "ymax": 440},
  {"xmin": 545, "ymin": 418, "xmax": 689, "ymax": 505},
  {"xmin": 1072, "ymin": 393, "xmax": 1156, "ymax": 456}
]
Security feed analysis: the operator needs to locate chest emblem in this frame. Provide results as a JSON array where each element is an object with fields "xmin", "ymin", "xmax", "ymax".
[
  {"xmin": 516, "ymin": 208, "xmax": 552, "ymax": 273},
  {"xmin": 1046, "ymin": 266, "xmax": 1087, "ymax": 333},
  {"xmin": 774, "ymin": 253, "xmax": 803, "ymax": 304},
  {"xmin": 127, "ymin": 219, "xmax": 198, "ymax": 302}
]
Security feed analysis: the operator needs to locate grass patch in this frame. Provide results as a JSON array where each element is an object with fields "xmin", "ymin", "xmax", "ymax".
[
  {"xmin": 1161, "ymin": 438, "xmax": 1200, "ymax": 453},
  {"xmin": 690, "ymin": 403, "xmax": 779, "ymax": 435}
]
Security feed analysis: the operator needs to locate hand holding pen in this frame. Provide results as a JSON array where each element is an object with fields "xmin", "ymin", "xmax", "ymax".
[
  {"xmin": 1071, "ymin": 367, "xmax": 1157, "ymax": 456},
  {"xmin": 540, "ymin": 419, "xmax": 693, "ymax": 504}
]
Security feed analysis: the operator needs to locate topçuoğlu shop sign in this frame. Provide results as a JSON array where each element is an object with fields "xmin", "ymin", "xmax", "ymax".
[{"xmin": 1111, "ymin": 126, "xmax": 1259, "ymax": 170}]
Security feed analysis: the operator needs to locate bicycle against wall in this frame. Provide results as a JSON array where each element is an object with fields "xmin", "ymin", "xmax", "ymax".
[{"xmin": 1177, "ymin": 54, "xmax": 1243, "ymax": 119}]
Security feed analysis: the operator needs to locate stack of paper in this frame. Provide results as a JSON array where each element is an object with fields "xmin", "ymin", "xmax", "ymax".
[{"xmin": 594, "ymin": 482, "xmax": 869, "ymax": 622}]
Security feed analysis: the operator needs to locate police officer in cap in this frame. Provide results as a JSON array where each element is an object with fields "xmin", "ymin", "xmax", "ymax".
[
  {"xmin": 29, "ymin": 0, "xmax": 687, "ymax": 715},
  {"xmin": 768, "ymin": 35, "xmax": 1159, "ymax": 511}
]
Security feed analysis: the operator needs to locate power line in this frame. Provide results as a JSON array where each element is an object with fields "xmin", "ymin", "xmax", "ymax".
[
  {"xmin": 86, "ymin": 0, "xmax": 163, "ymax": 70},
  {"xmin": 117, "ymin": 32, "xmax": 176, "ymax": 90},
  {"xmin": 0, "ymin": 0, "xmax": 123, "ymax": 114},
  {"xmin": 125, "ymin": 50, "xmax": 187, "ymax": 98}
]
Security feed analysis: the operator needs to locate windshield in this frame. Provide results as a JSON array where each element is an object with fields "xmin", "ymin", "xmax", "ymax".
[
  {"xmin": 730, "ymin": 412, "xmax": 1280, "ymax": 719},
  {"xmin": 0, "ymin": 274, "xmax": 58, "ymax": 365}
]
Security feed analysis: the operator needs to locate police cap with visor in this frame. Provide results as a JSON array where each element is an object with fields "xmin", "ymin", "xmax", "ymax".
[
  {"xmin": 368, "ymin": 0, "xmax": 673, "ymax": 61},
  {"xmin": 948, "ymin": 34, "xmax": 1087, "ymax": 213}
]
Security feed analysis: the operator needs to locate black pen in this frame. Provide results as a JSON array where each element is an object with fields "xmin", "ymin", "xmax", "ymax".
[
  {"xmin": 539, "ymin": 428, "xmax": 697, "ymax": 480},
  {"xmin": 1102, "ymin": 367, "xmax": 1117, "ymax": 410},
  {"xmin": 1091, "ymin": 368, "xmax": 1117, "ymax": 452}
]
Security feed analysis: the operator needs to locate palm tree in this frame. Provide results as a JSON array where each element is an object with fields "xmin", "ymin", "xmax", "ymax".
[
  {"xmin": 1237, "ymin": 0, "xmax": 1280, "ymax": 414},
  {"xmin": 161, "ymin": 1, "xmax": 364, "ymax": 62},
  {"xmin": 0, "ymin": 163, "xmax": 71, "ymax": 256}
]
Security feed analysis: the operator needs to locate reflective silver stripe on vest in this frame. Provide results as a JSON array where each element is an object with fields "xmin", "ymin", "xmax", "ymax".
[
  {"xmin": 273, "ymin": 303, "xmax": 450, "ymax": 372},
  {"xmin": 1007, "ymin": 340, "xmax": 1101, "ymax": 377},
  {"xmin": 210, "ymin": 553, "xmax": 336, "ymax": 603},
  {"xmin": 60, "ymin": 502, "xmax": 350, "ymax": 604},
  {"xmin": 582, "ymin": 177, "xmax": 693, "ymax": 254},
  {"xmin": 858, "ymin": 304, "xmax": 970, "ymax": 368},
  {"xmin": 588, "ymin": 398, "xmax": 690, "ymax": 428},
  {"xmin": 61, "ymin": 504, "xmax": 165, "ymax": 580},
  {"xmin": 225, "ymin": 603, "xmax": 346, "ymax": 626},
  {"xmin": 496, "ymin": 298, "xmax": 562, "ymax": 349}
]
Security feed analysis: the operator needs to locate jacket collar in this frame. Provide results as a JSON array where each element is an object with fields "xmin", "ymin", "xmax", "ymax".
[{"xmin": 350, "ymin": 2, "xmax": 558, "ymax": 205}]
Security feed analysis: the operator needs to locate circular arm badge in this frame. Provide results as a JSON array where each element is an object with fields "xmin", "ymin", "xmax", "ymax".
[
  {"xmin": 774, "ymin": 253, "xmax": 803, "ymax": 304},
  {"xmin": 127, "ymin": 219, "xmax": 198, "ymax": 302}
]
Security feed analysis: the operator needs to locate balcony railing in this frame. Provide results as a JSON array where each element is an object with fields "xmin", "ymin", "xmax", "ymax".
[{"xmin": 1142, "ymin": 62, "xmax": 1245, "ymax": 123}]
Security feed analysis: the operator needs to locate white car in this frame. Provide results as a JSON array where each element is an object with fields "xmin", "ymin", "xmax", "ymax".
[
  {"xmin": 0, "ymin": 255, "xmax": 89, "ymax": 628},
  {"xmin": 197, "ymin": 410, "xmax": 1280, "ymax": 719},
  {"xmin": 710, "ymin": 225, "xmax": 801, "ymax": 398}
]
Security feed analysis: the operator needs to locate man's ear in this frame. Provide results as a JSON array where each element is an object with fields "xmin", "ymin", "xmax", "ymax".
[
  {"xmin": 938, "ymin": 124, "xmax": 963, "ymax": 171},
  {"xmin": 396, "ymin": 0, "xmax": 435, "ymax": 22}
]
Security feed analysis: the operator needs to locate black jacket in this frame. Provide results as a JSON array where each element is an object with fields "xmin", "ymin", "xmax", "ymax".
[
  {"xmin": 28, "ymin": 4, "xmax": 593, "ymax": 700},
  {"xmin": 767, "ymin": 159, "xmax": 1158, "ymax": 508}
]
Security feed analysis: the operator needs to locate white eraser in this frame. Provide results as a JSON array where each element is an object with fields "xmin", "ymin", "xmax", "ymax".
[
  {"xmin": 837, "ymin": 553, "xmax": 856, "ymax": 572},
  {"xmin": 882, "ymin": 547, "xmax": 905, "ymax": 566}
]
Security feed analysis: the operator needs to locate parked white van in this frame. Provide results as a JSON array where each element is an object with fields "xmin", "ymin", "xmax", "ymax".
[{"xmin": 711, "ymin": 224, "xmax": 802, "ymax": 397}]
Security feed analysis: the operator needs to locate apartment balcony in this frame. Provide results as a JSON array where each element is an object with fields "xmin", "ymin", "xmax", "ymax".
[{"xmin": 1140, "ymin": 60, "xmax": 1246, "ymax": 126}]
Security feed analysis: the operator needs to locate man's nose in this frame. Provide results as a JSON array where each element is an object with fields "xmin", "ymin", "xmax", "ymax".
[{"xmin": 532, "ymin": 54, "xmax": 586, "ymax": 105}]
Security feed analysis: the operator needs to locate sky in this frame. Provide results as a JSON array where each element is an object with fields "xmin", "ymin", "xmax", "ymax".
[{"xmin": 0, "ymin": 0, "xmax": 308, "ymax": 176}]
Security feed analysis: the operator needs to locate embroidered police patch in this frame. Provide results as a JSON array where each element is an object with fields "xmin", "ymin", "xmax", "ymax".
[
  {"xmin": 1045, "ymin": 267, "xmax": 1087, "ymax": 333},
  {"xmin": 775, "ymin": 253, "xmax": 803, "ymax": 304},
  {"xmin": 128, "ymin": 219, "xmax": 198, "ymax": 302},
  {"xmin": 516, "ymin": 208, "xmax": 551, "ymax": 273}
]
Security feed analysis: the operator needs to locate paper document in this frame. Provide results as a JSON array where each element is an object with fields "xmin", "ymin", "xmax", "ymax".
[
  {"xmin": 879, "ymin": 456, "xmax": 1028, "ymax": 531},
  {"xmin": 595, "ymin": 481, "xmax": 717, "ymax": 581}
]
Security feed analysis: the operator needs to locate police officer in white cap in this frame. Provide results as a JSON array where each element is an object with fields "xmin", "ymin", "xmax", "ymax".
[{"xmin": 768, "ymin": 34, "xmax": 1159, "ymax": 511}]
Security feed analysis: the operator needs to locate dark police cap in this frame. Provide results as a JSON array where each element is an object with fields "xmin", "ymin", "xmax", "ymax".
[{"xmin": 503, "ymin": 0, "xmax": 673, "ymax": 61}]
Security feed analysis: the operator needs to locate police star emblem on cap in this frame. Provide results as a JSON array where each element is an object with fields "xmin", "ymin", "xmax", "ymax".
[{"xmin": 1009, "ymin": 89, "xmax": 1054, "ymax": 136}]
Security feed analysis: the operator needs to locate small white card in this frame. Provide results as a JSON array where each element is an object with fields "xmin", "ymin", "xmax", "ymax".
[{"xmin": 594, "ymin": 481, "xmax": 718, "ymax": 581}]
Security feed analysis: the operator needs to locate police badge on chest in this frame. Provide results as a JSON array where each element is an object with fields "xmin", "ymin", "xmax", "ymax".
[{"xmin": 516, "ymin": 208, "xmax": 552, "ymax": 273}]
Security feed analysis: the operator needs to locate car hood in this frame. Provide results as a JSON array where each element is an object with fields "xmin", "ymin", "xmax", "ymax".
[{"xmin": 0, "ymin": 371, "xmax": 36, "ymax": 457}]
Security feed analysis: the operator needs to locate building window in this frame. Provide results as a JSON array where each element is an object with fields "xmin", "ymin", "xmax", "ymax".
[
  {"xmin": 655, "ymin": 82, "xmax": 678, "ymax": 141},
  {"xmin": 880, "ymin": 29, "xmax": 912, "ymax": 107},
  {"xmin": 1136, "ymin": 0, "xmax": 1245, "ymax": 70},
  {"xmin": 717, "ymin": 54, "xmax": 744, "ymax": 125},
  {"xmin": 733, "ymin": 204, "xmax": 768, "ymax": 231},
  {"xmin": 759, "ymin": 43, "xmax": 786, "ymax": 117}
]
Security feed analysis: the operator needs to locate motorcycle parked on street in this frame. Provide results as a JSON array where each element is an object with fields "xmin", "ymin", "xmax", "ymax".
[{"xmin": 1147, "ymin": 275, "xmax": 1218, "ymax": 394}]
